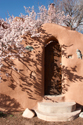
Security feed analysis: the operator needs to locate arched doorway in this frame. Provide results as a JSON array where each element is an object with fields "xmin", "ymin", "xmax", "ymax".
[{"xmin": 44, "ymin": 40, "xmax": 62, "ymax": 95}]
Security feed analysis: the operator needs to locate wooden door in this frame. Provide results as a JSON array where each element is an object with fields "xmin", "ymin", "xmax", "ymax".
[{"xmin": 44, "ymin": 41, "xmax": 62, "ymax": 95}]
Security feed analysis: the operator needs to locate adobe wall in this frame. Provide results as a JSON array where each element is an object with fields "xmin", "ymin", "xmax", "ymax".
[
  {"xmin": 1, "ymin": 23, "xmax": 83, "ymax": 112},
  {"xmin": 0, "ymin": 34, "xmax": 44, "ymax": 111},
  {"xmin": 42, "ymin": 23, "xmax": 83, "ymax": 105}
]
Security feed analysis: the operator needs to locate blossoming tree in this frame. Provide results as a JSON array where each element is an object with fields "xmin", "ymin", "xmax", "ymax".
[{"xmin": 0, "ymin": 4, "xmax": 71, "ymax": 82}]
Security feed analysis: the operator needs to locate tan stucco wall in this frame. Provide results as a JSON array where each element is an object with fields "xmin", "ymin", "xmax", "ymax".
[
  {"xmin": 42, "ymin": 23, "xmax": 83, "ymax": 105},
  {"xmin": 1, "ymin": 23, "xmax": 83, "ymax": 111}
]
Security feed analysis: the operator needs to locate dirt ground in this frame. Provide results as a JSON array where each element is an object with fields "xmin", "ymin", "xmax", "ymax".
[{"xmin": 0, "ymin": 111, "xmax": 83, "ymax": 125}]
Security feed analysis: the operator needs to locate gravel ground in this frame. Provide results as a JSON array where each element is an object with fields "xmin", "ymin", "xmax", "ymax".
[{"xmin": 0, "ymin": 111, "xmax": 83, "ymax": 125}]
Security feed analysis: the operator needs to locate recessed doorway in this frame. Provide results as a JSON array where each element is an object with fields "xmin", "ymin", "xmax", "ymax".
[{"xmin": 44, "ymin": 40, "xmax": 62, "ymax": 95}]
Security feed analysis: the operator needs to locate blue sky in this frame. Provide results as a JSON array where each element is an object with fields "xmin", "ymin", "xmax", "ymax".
[{"xmin": 0, "ymin": 0, "xmax": 54, "ymax": 19}]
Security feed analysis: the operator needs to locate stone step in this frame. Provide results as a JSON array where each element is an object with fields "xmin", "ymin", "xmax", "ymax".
[
  {"xmin": 35, "ymin": 108, "xmax": 81, "ymax": 122},
  {"xmin": 43, "ymin": 94, "xmax": 65, "ymax": 102},
  {"xmin": 38, "ymin": 101, "xmax": 76, "ymax": 114}
]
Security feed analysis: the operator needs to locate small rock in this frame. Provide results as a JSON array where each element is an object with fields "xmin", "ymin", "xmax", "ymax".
[
  {"xmin": 79, "ymin": 112, "xmax": 83, "ymax": 118},
  {"xmin": 22, "ymin": 108, "xmax": 35, "ymax": 118}
]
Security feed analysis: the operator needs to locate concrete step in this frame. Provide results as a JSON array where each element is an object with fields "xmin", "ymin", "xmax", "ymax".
[
  {"xmin": 35, "ymin": 108, "xmax": 81, "ymax": 122},
  {"xmin": 38, "ymin": 101, "xmax": 76, "ymax": 113},
  {"xmin": 43, "ymin": 94, "xmax": 65, "ymax": 102}
]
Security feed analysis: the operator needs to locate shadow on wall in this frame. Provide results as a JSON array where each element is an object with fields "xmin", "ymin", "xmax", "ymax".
[
  {"xmin": 62, "ymin": 65, "xmax": 83, "ymax": 93},
  {"xmin": 1, "ymin": 26, "xmax": 83, "ymax": 99},
  {"xmin": 1, "ymin": 54, "xmax": 43, "ymax": 100},
  {"xmin": 1, "ymin": 26, "xmax": 52, "ymax": 101},
  {"xmin": 61, "ymin": 44, "xmax": 83, "ymax": 93},
  {"xmin": 61, "ymin": 44, "xmax": 73, "ymax": 58},
  {"xmin": 44, "ymin": 35, "xmax": 83, "ymax": 94},
  {"xmin": 0, "ymin": 93, "xmax": 23, "ymax": 113},
  {"xmin": 1, "ymin": 33, "xmax": 44, "ymax": 100}
]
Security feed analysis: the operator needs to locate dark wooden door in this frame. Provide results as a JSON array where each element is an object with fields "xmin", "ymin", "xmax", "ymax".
[{"xmin": 44, "ymin": 41, "xmax": 62, "ymax": 95}]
